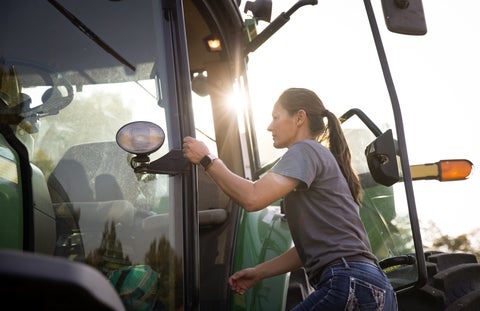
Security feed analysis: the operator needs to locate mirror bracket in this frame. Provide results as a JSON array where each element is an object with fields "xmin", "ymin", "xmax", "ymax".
[{"xmin": 133, "ymin": 149, "xmax": 189, "ymax": 176}]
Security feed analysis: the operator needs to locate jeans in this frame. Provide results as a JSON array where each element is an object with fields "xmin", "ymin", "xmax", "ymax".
[{"xmin": 292, "ymin": 259, "xmax": 398, "ymax": 311}]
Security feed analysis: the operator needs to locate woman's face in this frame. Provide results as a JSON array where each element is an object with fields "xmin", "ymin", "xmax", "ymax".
[{"xmin": 267, "ymin": 103, "xmax": 298, "ymax": 149}]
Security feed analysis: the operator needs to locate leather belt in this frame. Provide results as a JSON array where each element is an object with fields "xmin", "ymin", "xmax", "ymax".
[
  {"xmin": 310, "ymin": 254, "xmax": 378, "ymax": 287},
  {"xmin": 325, "ymin": 254, "xmax": 377, "ymax": 268}
]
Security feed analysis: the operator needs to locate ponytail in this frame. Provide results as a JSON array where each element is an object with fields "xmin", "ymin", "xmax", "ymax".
[{"xmin": 318, "ymin": 110, "xmax": 362, "ymax": 205}]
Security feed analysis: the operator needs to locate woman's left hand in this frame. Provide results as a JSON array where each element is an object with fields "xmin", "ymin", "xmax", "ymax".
[{"xmin": 228, "ymin": 267, "xmax": 261, "ymax": 295}]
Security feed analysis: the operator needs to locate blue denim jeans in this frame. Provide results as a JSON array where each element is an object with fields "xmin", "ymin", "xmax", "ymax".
[{"xmin": 292, "ymin": 259, "xmax": 398, "ymax": 311}]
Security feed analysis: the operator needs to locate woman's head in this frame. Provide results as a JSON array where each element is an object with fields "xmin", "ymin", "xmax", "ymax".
[{"xmin": 274, "ymin": 88, "xmax": 328, "ymax": 141}]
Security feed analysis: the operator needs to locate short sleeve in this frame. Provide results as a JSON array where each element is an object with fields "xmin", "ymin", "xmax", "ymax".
[{"xmin": 270, "ymin": 141, "xmax": 320, "ymax": 189}]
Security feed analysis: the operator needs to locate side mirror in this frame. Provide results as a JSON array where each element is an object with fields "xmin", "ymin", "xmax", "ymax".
[
  {"xmin": 381, "ymin": 0, "xmax": 427, "ymax": 35},
  {"xmin": 365, "ymin": 129, "xmax": 400, "ymax": 186},
  {"xmin": 116, "ymin": 121, "xmax": 188, "ymax": 175},
  {"xmin": 116, "ymin": 121, "xmax": 165, "ymax": 159}
]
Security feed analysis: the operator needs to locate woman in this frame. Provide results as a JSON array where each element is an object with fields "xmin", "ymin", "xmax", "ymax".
[{"xmin": 182, "ymin": 88, "xmax": 397, "ymax": 310}]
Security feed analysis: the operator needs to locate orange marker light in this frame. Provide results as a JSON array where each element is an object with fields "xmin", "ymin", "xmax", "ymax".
[{"xmin": 438, "ymin": 159, "xmax": 474, "ymax": 181}]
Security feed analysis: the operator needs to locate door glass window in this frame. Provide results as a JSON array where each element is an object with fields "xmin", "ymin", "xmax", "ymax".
[{"xmin": 1, "ymin": 1, "xmax": 183, "ymax": 309}]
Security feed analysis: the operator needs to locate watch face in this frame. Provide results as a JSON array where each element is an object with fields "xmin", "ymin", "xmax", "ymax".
[{"xmin": 200, "ymin": 155, "xmax": 211, "ymax": 168}]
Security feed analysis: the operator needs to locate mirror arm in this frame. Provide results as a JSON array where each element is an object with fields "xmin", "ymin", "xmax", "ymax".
[
  {"xmin": 245, "ymin": 0, "xmax": 318, "ymax": 54},
  {"xmin": 133, "ymin": 149, "xmax": 190, "ymax": 175},
  {"xmin": 340, "ymin": 108, "xmax": 383, "ymax": 137}
]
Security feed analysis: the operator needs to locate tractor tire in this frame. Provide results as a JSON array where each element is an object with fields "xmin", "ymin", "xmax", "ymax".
[{"xmin": 397, "ymin": 252, "xmax": 480, "ymax": 311}]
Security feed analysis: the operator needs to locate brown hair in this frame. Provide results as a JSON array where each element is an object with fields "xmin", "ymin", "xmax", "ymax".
[{"xmin": 276, "ymin": 88, "xmax": 362, "ymax": 205}]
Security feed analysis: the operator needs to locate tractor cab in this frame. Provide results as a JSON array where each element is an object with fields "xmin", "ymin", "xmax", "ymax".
[{"xmin": 0, "ymin": 0, "xmax": 476, "ymax": 310}]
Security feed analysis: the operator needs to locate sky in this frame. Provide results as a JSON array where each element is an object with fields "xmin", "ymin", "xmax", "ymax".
[
  {"xmin": 365, "ymin": 0, "xmax": 479, "ymax": 239},
  {"xmin": 244, "ymin": 0, "xmax": 479, "ymax": 241}
]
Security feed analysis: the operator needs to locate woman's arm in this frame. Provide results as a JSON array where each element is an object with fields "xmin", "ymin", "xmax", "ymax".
[
  {"xmin": 183, "ymin": 136, "xmax": 297, "ymax": 211},
  {"xmin": 228, "ymin": 247, "xmax": 303, "ymax": 295}
]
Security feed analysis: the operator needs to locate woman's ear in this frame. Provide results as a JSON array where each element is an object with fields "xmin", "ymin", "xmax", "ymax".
[{"xmin": 296, "ymin": 109, "xmax": 307, "ymax": 124}]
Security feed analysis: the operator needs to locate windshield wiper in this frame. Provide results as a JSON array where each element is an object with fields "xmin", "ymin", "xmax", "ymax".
[{"xmin": 47, "ymin": 0, "xmax": 136, "ymax": 72}]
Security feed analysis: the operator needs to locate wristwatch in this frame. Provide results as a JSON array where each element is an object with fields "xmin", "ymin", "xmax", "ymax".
[{"xmin": 200, "ymin": 154, "xmax": 217, "ymax": 170}]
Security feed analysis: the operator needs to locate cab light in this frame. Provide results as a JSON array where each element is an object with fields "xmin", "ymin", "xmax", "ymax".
[{"xmin": 204, "ymin": 35, "xmax": 222, "ymax": 52}]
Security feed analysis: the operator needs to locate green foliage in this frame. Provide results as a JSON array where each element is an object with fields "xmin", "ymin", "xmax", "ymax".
[
  {"xmin": 423, "ymin": 222, "xmax": 480, "ymax": 262},
  {"xmin": 30, "ymin": 90, "xmax": 132, "ymax": 177}
]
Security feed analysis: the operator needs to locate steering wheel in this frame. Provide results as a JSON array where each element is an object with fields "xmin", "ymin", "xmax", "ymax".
[{"xmin": 0, "ymin": 58, "xmax": 74, "ymax": 118}]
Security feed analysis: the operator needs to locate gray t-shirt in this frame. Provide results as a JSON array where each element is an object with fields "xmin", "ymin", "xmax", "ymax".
[{"xmin": 271, "ymin": 140, "xmax": 375, "ymax": 282}]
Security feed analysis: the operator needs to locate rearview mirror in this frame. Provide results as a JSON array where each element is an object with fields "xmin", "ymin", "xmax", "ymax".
[
  {"xmin": 365, "ymin": 129, "xmax": 400, "ymax": 187},
  {"xmin": 381, "ymin": 0, "xmax": 427, "ymax": 35}
]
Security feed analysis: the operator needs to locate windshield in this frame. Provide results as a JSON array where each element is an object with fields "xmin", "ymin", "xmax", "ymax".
[{"xmin": 1, "ymin": 0, "xmax": 183, "ymax": 309}]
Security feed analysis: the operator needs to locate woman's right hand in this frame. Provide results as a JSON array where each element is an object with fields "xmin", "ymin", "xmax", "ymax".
[
  {"xmin": 228, "ymin": 267, "xmax": 262, "ymax": 295},
  {"xmin": 182, "ymin": 136, "xmax": 210, "ymax": 165}
]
